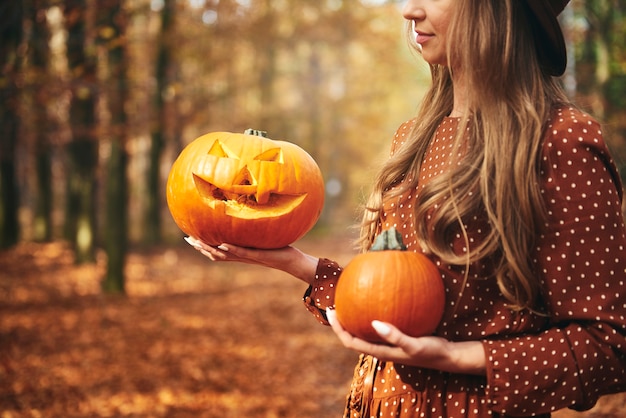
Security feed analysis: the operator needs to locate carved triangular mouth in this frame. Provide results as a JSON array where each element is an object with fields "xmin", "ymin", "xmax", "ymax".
[{"xmin": 192, "ymin": 173, "xmax": 306, "ymax": 218}]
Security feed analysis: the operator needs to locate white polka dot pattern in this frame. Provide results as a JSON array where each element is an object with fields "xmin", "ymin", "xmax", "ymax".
[
  {"xmin": 485, "ymin": 107, "xmax": 626, "ymax": 415},
  {"xmin": 303, "ymin": 107, "xmax": 626, "ymax": 417}
]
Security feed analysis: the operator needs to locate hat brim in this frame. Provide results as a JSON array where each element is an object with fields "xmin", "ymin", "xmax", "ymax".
[{"xmin": 525, "ymin": 0, "xmax": 567, "ymax": 76}]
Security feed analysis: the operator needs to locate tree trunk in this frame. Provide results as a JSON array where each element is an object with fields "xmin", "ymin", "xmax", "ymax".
[
  {"xmin": 63, "ymin": 0, "xmax": 98, "ymax": 264},
  {"xmin": 145, "ymin": 0, "xmax": 175, "ymax": 245},
  {"xmin": 257, "ymin": 0, "xmax": 276, "ymax": 133},
  {"xmin": 0, "ymin": 1, "xmax": 24, "ymax": 248},
  {"xmin": 65, "ymin": 141, "xmax": 98, "ymax": 263},
  {"xmin": 98, "ymin": 0, "xmax": 129, "ymax": 293},
  {"xmin": 31, "ymin": 0, "xmax": 53, "ymax": 242},
  {"xmin": 103, "ymin": 140, "xmax": 128, "ymax": 293}
]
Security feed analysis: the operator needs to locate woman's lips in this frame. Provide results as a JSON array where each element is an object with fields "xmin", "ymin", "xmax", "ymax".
[{"xmin": 415, "ymin": 33, "xmax": 433, "ymax": 44}]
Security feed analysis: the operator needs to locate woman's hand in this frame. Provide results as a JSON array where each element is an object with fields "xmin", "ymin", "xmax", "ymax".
[
  {"xmin": 184, "ymin": 236, "xmax": 320, "ymax": 284},
  {"xmin": 326, "ymin": 309, "xmax": 486, "ymax": 376}
]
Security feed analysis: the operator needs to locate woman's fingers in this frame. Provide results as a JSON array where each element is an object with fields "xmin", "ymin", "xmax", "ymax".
[{"xmin": 184, "ymin": 236, "xmax": 228, "ymax": 261}]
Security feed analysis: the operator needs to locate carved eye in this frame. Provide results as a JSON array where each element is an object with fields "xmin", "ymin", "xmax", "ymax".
[
  {"xmin": 207, "ymin": 139, "xmax": 238, "ymax": 159},
  {"xmin": 254, "ymin": 148, "xmax": 283, "ymax": 163}
]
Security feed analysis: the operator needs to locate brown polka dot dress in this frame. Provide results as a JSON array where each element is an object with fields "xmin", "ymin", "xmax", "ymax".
[{"xmin": 303, "ymin": 106, "xmax": 626, "ymax": 417}]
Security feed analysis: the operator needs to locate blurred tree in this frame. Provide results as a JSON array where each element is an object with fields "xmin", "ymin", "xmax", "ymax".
[
  {"xmin": 63, "ymin": 0, "xmax": 99, "ymax": 263},
  {"xmin": 0, "ymin": 1, "xmax": 24, "ymax": 248},
  {"xmin": 574, "ymin": 0, "xmax": 626, "ymax": 177},
  {"xmin": 29, "ymin": 0, "xmax": 54, "ymax": 243},
  {"xmin": 145, "ymin": 0, "xmax": 176, "ymax": 245},
  {"xmin": 98, "ymin": 0, "xmax": 129, "ymax": 293},
  {"xmin": 256, "ymin": 0, "xmax": 277, "ymax": 133}
]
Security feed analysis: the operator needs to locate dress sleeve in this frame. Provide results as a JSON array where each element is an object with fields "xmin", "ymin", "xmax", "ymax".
[
  {"xmin": 303, "ymin": 258, "xmax": 343, "ymax": 325},
  {"xmin": 484, "ymin": 109, "xmax": 626, "ymax": 415}
]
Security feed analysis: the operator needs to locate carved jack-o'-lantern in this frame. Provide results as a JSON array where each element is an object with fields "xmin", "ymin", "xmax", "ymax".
[{"xmin": 166, "ymin": 129, "xmax": 325, "ymax": 249}]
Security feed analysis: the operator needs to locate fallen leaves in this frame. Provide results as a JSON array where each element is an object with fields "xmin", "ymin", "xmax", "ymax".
[{"xmin": 0, "ymin": 239, "xmax": 358, "ymax": 417}]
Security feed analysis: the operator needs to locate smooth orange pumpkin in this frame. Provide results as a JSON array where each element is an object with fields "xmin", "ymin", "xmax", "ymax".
[
  {"xmin": 334, "ymin": 228, "xmax": 445, "ymax": 343},
  {"xmin": 166, "ymin": 129, "xmax": 325, "ymax": 249}
]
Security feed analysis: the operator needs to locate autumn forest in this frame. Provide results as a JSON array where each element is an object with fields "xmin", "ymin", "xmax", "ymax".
[{"xmin": 1, "ymin": 0, "xmax": 626, "ymax": 416}]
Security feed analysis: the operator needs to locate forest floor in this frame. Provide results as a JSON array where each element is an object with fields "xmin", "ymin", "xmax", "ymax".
[{"xmin": 1, "ymin": 236, "xmax": 625, "ymax": 417}]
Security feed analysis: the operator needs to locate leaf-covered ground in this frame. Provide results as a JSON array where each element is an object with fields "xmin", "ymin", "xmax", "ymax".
[{"xmin": 1, "ymin": 238, "xmax": 624, "ymax": 417}]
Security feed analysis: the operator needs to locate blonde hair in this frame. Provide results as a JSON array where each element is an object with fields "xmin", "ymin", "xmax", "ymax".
[{"xmin": 359, "ymin": 0, "xmax": 569, "ymax": 311}]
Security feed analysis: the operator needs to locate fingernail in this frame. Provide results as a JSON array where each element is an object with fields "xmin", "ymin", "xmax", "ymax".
[
  {"xmin": 371, "ymin": 320, "xmax": 391, "ymax": 337},
  {"xmin": 184, "ymin": 236, "xmax": 202, "ymax": 250},
  {"xmin": 217, "ymin": 244, "xmax": 229, "ymax": 251},
  {"xmin": 326, "ymin": 308, "xmax": 336, "ymax": 324}
]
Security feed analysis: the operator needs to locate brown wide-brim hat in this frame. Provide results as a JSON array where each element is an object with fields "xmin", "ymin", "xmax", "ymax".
[{"xmin": 525, "ymin": 0, "xmax": 571, "ymax": 76}]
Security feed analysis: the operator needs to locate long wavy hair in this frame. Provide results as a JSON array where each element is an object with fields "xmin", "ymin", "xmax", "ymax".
[{"xmin": 359, "ymin": 0, "xmax": 569, "ymax": 311}]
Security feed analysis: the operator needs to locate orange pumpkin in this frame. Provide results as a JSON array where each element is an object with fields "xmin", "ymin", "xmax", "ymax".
[
  {"xmin": 334, "ymin": 228, "xmax": 445, "ymax": 343},
  {"xmin": 166, "ymin": 129, "xmax": 325, "ymax": 249}
]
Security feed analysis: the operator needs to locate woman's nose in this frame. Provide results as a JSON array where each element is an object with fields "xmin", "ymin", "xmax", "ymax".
[{"xmin": 402, "ymin": 0, "xmax": 426, "ymax": 21}]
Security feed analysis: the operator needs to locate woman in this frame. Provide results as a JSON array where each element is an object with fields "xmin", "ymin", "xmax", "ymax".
[{"xmin": 186, "ymin": 0, "xmax": 626, "ymax": 416}]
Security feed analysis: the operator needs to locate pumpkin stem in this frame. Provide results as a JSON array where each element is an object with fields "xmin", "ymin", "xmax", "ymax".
[
  {"xmin": 244, "ymin": 129, "xmax": 268, "ymax": 138},
  {"xmin": 370, "ymin": 227, "xmax": 407, "ymax": 251}
]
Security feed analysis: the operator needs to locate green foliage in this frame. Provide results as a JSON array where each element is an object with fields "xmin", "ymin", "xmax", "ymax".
[{"xmin": 604, "ymin": 74, "xmax": 626, "ymax": 109}]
